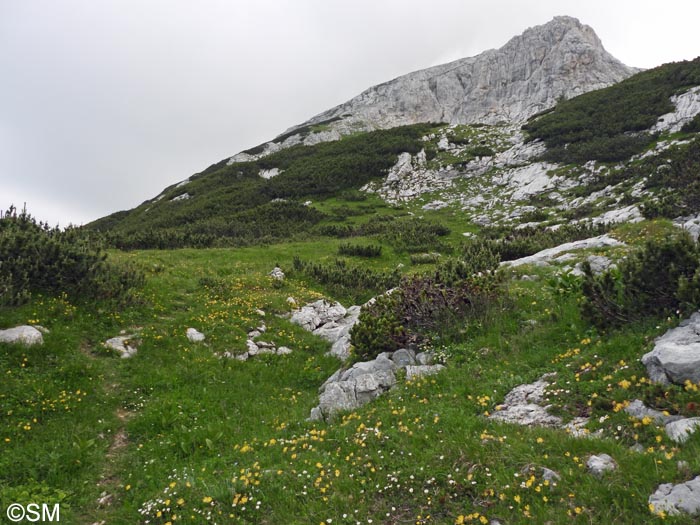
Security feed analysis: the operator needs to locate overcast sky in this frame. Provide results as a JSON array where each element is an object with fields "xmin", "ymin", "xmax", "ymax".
[{"xmin": 2, "ymin": 0, "xmax": 700, "ymax": 227}]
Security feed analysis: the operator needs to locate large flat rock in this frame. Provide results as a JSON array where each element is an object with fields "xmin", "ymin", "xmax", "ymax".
[{"xmin": 642, "ymin": 312, "xmax": 700, "ymax": 385}]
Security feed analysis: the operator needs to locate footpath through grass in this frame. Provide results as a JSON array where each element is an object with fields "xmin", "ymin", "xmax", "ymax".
[{"xmin": 1, "ymin": 238, "xmax": 699, "ymax": 524}]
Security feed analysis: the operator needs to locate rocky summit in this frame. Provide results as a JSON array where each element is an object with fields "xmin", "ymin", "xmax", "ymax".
[{"xmin": 232, "ymin": 16, "xmax": 637, "ymax": 162}]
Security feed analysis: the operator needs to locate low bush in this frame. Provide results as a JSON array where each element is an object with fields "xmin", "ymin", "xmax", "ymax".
[
  {"xmin": 581, "ymin": 233, "xmax": 700, "ymax": 329},
  {"xmin": 479, "ymin": 223, "xmax": 609, "ymax": 262},
  {"xmin": 374, "ymin": 217, "xmax": 451, "ymax": 254},
  {"xmin": 410, "ymin": 253, "xmax": 441, "ymax": 265},
  {"xmin": 0, "ymin": 206, "xmax": 144, "ymax": 306},
  {"xmin": 351, "ymin": 244, "xmax": 502, "ymax": 360},
  {"xmin": 292, "ymin": 257, "xmax": 400, "ymax": 302},
  {"xmin": 337, "ymin": 243, "xmax": 382, "ymax": 258}
]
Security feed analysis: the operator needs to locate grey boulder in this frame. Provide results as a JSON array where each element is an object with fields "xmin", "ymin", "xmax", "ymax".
[
  {"xmin": 0, "ymin": 325, "xmax": 43, "ymax": 346},
  {"xmin": 642, "ymin": 312, "xmax": 700, "ymax": 384},
  {"xmin": 649, "ymin": 476, "xmax": 700, "ymax": 516},
  {"xmin": 586, "ymin": 454, "xmax": 617, "ymax": 477},
  {"xmin": 104, "ymin": 336, "xmax": 138, "ymax": 359}
]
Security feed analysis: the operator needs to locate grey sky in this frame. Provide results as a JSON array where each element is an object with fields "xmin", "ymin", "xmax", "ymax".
[{"xmin": 2, "ymin": 0, "xmax": 699, "ymax": 226}]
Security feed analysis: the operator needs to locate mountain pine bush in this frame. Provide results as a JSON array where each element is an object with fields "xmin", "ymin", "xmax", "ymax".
[
  {"xmin": 351, "ymin": 243, "xmax": 501, "ymax": 360},
  {"xmin": 0, "ymin": 206, "xmax": 144, "ymax": 305},
  {"xmin": 581, "ymin": 233, "xmax": 700, "ymax": 328}
]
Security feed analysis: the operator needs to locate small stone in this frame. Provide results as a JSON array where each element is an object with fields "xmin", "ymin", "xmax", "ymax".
[
  {"xmin": 269, "ymin": 267, "xmax": 285, "ymax": 280},
  {"xmin": 308, "ymin": 406, "xmax": 323, "ymax": 422},
  {"xmin": 247, "ymin": 330, "xmax": 261, "ymax": 339},
  {"xmin": 235, "ymin": 352, "xmax": 249, "ymax": 362},
  {"xmin": 586, "ymin": 454, "xmax": 617, "ymax": 477},
  {"xmin": 405, "ymin": 364, "xmax": 445, "ymax": 380},
  {"xmin": 541, "ymin": 467, "xmax": 560, "ymax": 482},
  {"xmin": 630, "ymin": 443, "xmax": 645, "ymax": 453},
  {"xmin": 255, "ymin": 309, "xmax": 266, "ymax": 316},
  {"xmin": 186, "ymin": 328, "xmax": 205, "ymax": 343},
  {"xmin": 246, "ymin": 340, "xmax": 259, "ymax": 355},
  {"xmin": 642, "ymin": 311, "xmax": 700, "ymax": 385},
  {"xmin": 415, "ymin": 351, "xmax": 434, "ymax": 365},
  {"xmin": 276, "ymin": 346, "xmax": 293, "ymax": 355},
  {"xmin": 104, "ymin": 336, "xmax": 138, "ymax": 359}
]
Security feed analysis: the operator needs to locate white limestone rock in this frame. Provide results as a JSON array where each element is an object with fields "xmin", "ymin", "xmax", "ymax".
[
  {"xmin": 649, "ymin": 476, "xmax": 700, "ymax": 517},
  {"xmin": 501, "ymin": 234, "xmax": 624, "ymax": 268},
  {"xmin": 405, "ymin": 364, "xmax": 445, "ymax": 380},
  {"xmin": 269, "ymin": 267, "xmax": 285, "ymax": 280},
  {"xmin": 642, "ymin": 312, "xmax": 700, "ymax": 385},
  {"xmin": 0, "ymin": 325, "xmax": 44, "ymax": 346},
  {"xmin": 227, "ymin": 17, "xmax": 636, "ymax": 162},
  {"xmin": 258, "ymin": 167, "xmax": 280, "ymax": 179},
  {"xmin": 104, "ymin": 336, "xmax": 138, "ymax": 359},
  {"xmin": 489, "ymin": 374, "xmax": 563, "ymax": 427},
  {"xmin": 592, "ymin": 205, "xmax": 643, "ymax": 225},
  {"xmin": 675, "ymin": 213, "xmax": 700, "ymax": 241},
  {"xmin": 586, "ymin": 454, "xmax": 617, "ymax": 477},
  {"xmin": 665, "ymin": 418, "xmax": 700, "ymax": 443},
  {"xmin": 186, "ymin": 328, "xmax": 205, "ymax": 343},
  {"xmin": 652, "ymin": 86, "xmax": 700, "ymax": 134}
]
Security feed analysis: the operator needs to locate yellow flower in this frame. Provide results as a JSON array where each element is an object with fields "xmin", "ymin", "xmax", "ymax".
[{"xmin": 202, "ymin": 496, "xmax": 213, "ymax": 504}]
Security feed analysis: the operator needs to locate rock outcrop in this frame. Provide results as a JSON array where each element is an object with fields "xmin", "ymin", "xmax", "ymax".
[
  {"xmin": 501, "ymin": 234, "xmax": 624, "ymax": 268},
  {"xmin": 228, "ymin": 16, "xmax": 637, "ymax": 162},
  {"xmin": 649, "ymin": 476, "xmax": 700, "ymax": 517},
  {"xmin": 290, "ymin": 299, "xmax": 362, "ymax": 361},
  {"xmin": 642, "ymin": 312, "xmax": 700, "ymax": 385},
  {"xmin": 309, "ymin": 349, "xmax": 443, "ymax": 421}
]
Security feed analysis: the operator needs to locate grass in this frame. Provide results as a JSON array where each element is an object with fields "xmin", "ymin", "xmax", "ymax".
[{"xmin": 1, "ymin": 222, "xmax": 699, "ymax": 524}]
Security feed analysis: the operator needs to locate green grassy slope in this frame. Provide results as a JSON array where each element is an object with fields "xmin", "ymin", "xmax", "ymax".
[{"xmin": 2, "ymin": 222, "xmax": 699, "ymax": 524}]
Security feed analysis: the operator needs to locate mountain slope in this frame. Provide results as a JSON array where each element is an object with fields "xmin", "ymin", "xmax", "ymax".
[{"xmin": 232, "ymin": 16, "xmax": 637, "ymax": 162}]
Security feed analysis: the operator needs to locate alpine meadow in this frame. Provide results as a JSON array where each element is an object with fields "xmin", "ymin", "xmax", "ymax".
[{"xmin": 4, "ymin": 15, "xmax": 700, "ymax": 525}]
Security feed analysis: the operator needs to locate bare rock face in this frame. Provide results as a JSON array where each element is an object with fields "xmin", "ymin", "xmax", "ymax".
[{"xmin": 232, "ymin": 16, "xmax": 637, "ymax": 162}]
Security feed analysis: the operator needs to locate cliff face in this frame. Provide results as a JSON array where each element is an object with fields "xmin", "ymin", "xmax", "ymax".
[
  {"xmin": 308, "ymin": 16, "xmax": 637, "ymax": 126},
  {"xmin": 231, "ymin": 16, "xmax": 638, "ymax": 163}
]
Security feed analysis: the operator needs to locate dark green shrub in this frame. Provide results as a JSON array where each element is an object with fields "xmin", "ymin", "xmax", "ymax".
[
  {"xmin": 315, "ymin": 224, "xmax": 354, "ymax": 238},
  {"xmin": 681, "ymin": 113, "xmax": 700, "ymax": 133},
  {"xmin": 292, "ymin": 257, "xmax": 400, "ymax": 302},
  {"xmin": 338, "ymin": 190, "xmax": 368, "ymax": 202},
  {"xmin": 410, "ymin": 253, "xmax": 441, "ymax": 265},
  {"xmin": 524, "ymin": 57, "xmax": 700, "ymax": 163},
  {"xmin": 351, "ymin": 245, "xmax": 501, "ymax": 360},
  {"xmin": 581, "ymin": 234, "xmax": 700, "ymax": 329},
  {"xmin": 0, "ymin": 206, "xmax": 144, "ymax": 305},
  {"xmin": 468, "ymin": 145, "xmax": 495, "ymax": 157},
  {"xmin": 337, "ymin": 243, "xmax": 382, "ymax": 258},
  {"xmin": 480, "ymin": 223, "xmax": 608, "ymax": 262},
  {"xmin": 375, "ymin": 217, "xmax": 451, "ymax": 254},
  {"xmin": 350, "ymin": 294, "xmax": 406, "ymax": 359}
]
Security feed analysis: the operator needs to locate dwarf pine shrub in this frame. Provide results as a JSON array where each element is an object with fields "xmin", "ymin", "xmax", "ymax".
[
  {"xmin": 0, "ymin": 206, "xmax": 144, "ymax": 305},
  {"xmin": 581, "ymin": 233, "xmax": 700, "ymax": 329},
  {"xmin": 351, "ymin": 244, "xmax": 502, "ymax": 360}
]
